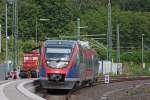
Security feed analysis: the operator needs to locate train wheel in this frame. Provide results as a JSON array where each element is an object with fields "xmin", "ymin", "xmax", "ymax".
[
  {"xmin": 88, "ymin": 80, "xmax": 94, "ymax": 87},
  {"xmin": 74, "ymin": 82, "xmax": 80, "ymax": 89},
  {"xmin": 95, "ymin": 77, "xmax": 98, "ymax": 82}
]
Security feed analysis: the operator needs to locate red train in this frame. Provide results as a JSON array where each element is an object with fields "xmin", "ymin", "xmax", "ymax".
[
  {"xmin": 19, "ymin": 50, "xmax": 40, "ymax": 78},
  {"xmin": 39, "ymin": 40, "xmax": 99, "ymax": 89}
]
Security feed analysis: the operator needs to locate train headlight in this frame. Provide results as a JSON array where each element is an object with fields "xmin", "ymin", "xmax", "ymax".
[
  {"xmin": 46, "ymin": 61, "xmax": 68, "ymax": 68},
  {"xmin": 57, "ymin": 62, "xmax": 68, "ymax": 68},
  {"xmin": 47, "ymin": 61, "xmax": 55, "ymax": 68},
  {"xmin": 47, "ymin": 61, "xmax": 51, "ymax": 64}
]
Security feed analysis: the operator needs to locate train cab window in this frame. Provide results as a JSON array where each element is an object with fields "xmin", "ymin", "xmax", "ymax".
[
  {"xmin": 45, "ymin": 48, "xmax": 72, "ymax": 68},
  {"xmin": 45, "ymin": 48, "xmax": 71, "ymax": 60}
]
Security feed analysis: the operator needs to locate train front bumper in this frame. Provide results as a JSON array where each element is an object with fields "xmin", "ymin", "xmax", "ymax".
[{"xmin": 40, "ymin": 80, "xmax": 76, "ymax": 89}]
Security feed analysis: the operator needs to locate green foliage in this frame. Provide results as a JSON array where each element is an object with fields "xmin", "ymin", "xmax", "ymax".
[
  {"xmin": 122, "ymin": 63, "xmax": 150, "ymax": 76},
  {"xmin": 80, "ymin": 7, "xmax": 108, "ymax": 36},
  {"xmin": 67, "ymin": 0, "xmax": 102, "ymax": 13},
  {"xmin": 119, "ymin": 0, "xmax": 150, "ymax": 11},
  {"xmin": 0, "ymin": 52, "xmax": 5, "ymax": 63},
  {"xmin": 121, "ymin": 51, "xmax": 141, "ymax": 63},
  {"xmin": 0, "ymin": 0, "xmax": 150, "ymax": 64},
  {"xmin": 121, "ymin": 51, "xmax": 150, "ymax": 63},
  {"xmin": 84, "ymin": 38, "xmax": 107, "ymax": 59},
  {"xmin": 20, "ymin": 40, "xmax": 36, "ymax": 52},
  {"xmin": 18, "ymin": 0, "xmax": 75, "ymax": 39}
]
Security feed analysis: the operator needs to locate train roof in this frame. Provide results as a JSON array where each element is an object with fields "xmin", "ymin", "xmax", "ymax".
[
  {"xmin": 44, "ymin": 40, "xmax": 91, "ymax": 49},
  {"xmin": 78, "ymin": 41, "xmax": 91, "ymax": 49},
  {"xmin": 44, "ymin": 40, "xmax": 76, "ymax": 48}
]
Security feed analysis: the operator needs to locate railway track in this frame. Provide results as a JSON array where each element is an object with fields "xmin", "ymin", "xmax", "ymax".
[
  {"xmin": 1, "ymin": 76, "xmax": 148, "ymax": 100},
  {"xmin": 98, "ymin": 76, "xmax": 150, "ymax": 84},
  {"xmin": 37, "ymin": 76, "xmax": 150, "ymax": 100},
  {"xmin": 37, "ymin": 82, "xmax": 94, "ymax": 100},
  {"xmin": 0, "ymin": 76, "xmax": 149, "ymax": 100}
]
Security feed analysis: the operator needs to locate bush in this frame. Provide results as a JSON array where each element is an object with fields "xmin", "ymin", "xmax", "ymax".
[{"xmin": 122, "ymin": 63, "xmax": 150, "ymax": 76}]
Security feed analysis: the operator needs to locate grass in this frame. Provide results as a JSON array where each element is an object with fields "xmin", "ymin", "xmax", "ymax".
[
  {"xmin": 122, "ymin": 63, "xmax": 150, "ymax": 76},
  {"xmin": 127, "ymin": 90, "xmax": 137, "ymax": 96}
]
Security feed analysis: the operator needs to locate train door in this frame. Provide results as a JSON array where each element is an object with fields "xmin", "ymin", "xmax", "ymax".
[
  {"xmin": 92, "ymin": 55, "xmax": 95, "ymax": 79},
  {"xmin": 94, "ymin": 54, "xmax": 99, "ymax": 79}
]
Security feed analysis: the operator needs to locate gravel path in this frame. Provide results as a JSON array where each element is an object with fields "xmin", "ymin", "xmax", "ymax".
[{"xmin": 67, "ymin": 80, "xmax": 150, "ymax": 100}]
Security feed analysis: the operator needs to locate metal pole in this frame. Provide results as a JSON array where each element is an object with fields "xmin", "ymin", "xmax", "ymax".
[
  {"xmin": 16, "ymin": 0, "xmax": 18, "ymax": 66},
  {"xmin": 5, "ymin": 2, "xmax": 8, "ymax": 79},
  {"xmin": 107, "ymin": 0, "xmax": 112, "ymax": 61},
  {"xmin": 14, "ymin": 0, "xmax": 17, "ymax": 68},
  {"xmin": 142, "ymin": 34, "xmax": 144, "ymax": 68},
  {"xmin": 0, "ymin": 24, "xmax": 1, "ymax": 53},
  {"xmin": 77, "ymin": 18, "xmax": 80, "ymax": 41},
  {"xmin": 107, "ymin": 0, "xmax": 109, "ymax": 60},
  {"xmin": 5, "ymin": 2, "xmax": 8, "ymax": 62},
  {"xmin": 36, "ymin": 18, "xmax": 37, "ymax": 46},
  {"xmin": 116, "ymin": 24, "xmax": 120, "ymax": 63},
  {"xmin": 13, "ymin": 1, "xmax": 16, "ymax": 68}
]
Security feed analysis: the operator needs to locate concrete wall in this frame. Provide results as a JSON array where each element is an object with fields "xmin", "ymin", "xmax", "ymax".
[{"xmin": 98, "ymin": 61, "xmax": 122, "ymax": 75}]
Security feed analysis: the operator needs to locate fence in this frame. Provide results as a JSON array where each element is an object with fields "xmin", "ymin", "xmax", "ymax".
[{"xmin": 0, "ymin": 64, "xmax": 6, "ymax": 80}]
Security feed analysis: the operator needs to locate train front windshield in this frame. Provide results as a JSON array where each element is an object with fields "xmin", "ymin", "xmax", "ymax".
[{"xmin": 45, "ymin": 48, "xmax": 72, "ymax": 68}]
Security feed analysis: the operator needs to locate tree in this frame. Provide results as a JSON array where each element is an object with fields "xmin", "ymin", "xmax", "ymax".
[{"xmin": 18, "ymin": 0, "xmax": 75, "ymax": 40}]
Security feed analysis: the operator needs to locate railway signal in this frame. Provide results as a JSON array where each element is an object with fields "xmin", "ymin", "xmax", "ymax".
[{"xmin": 105, "ymin": 75, "xmax": 110, "ymax": 84}]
